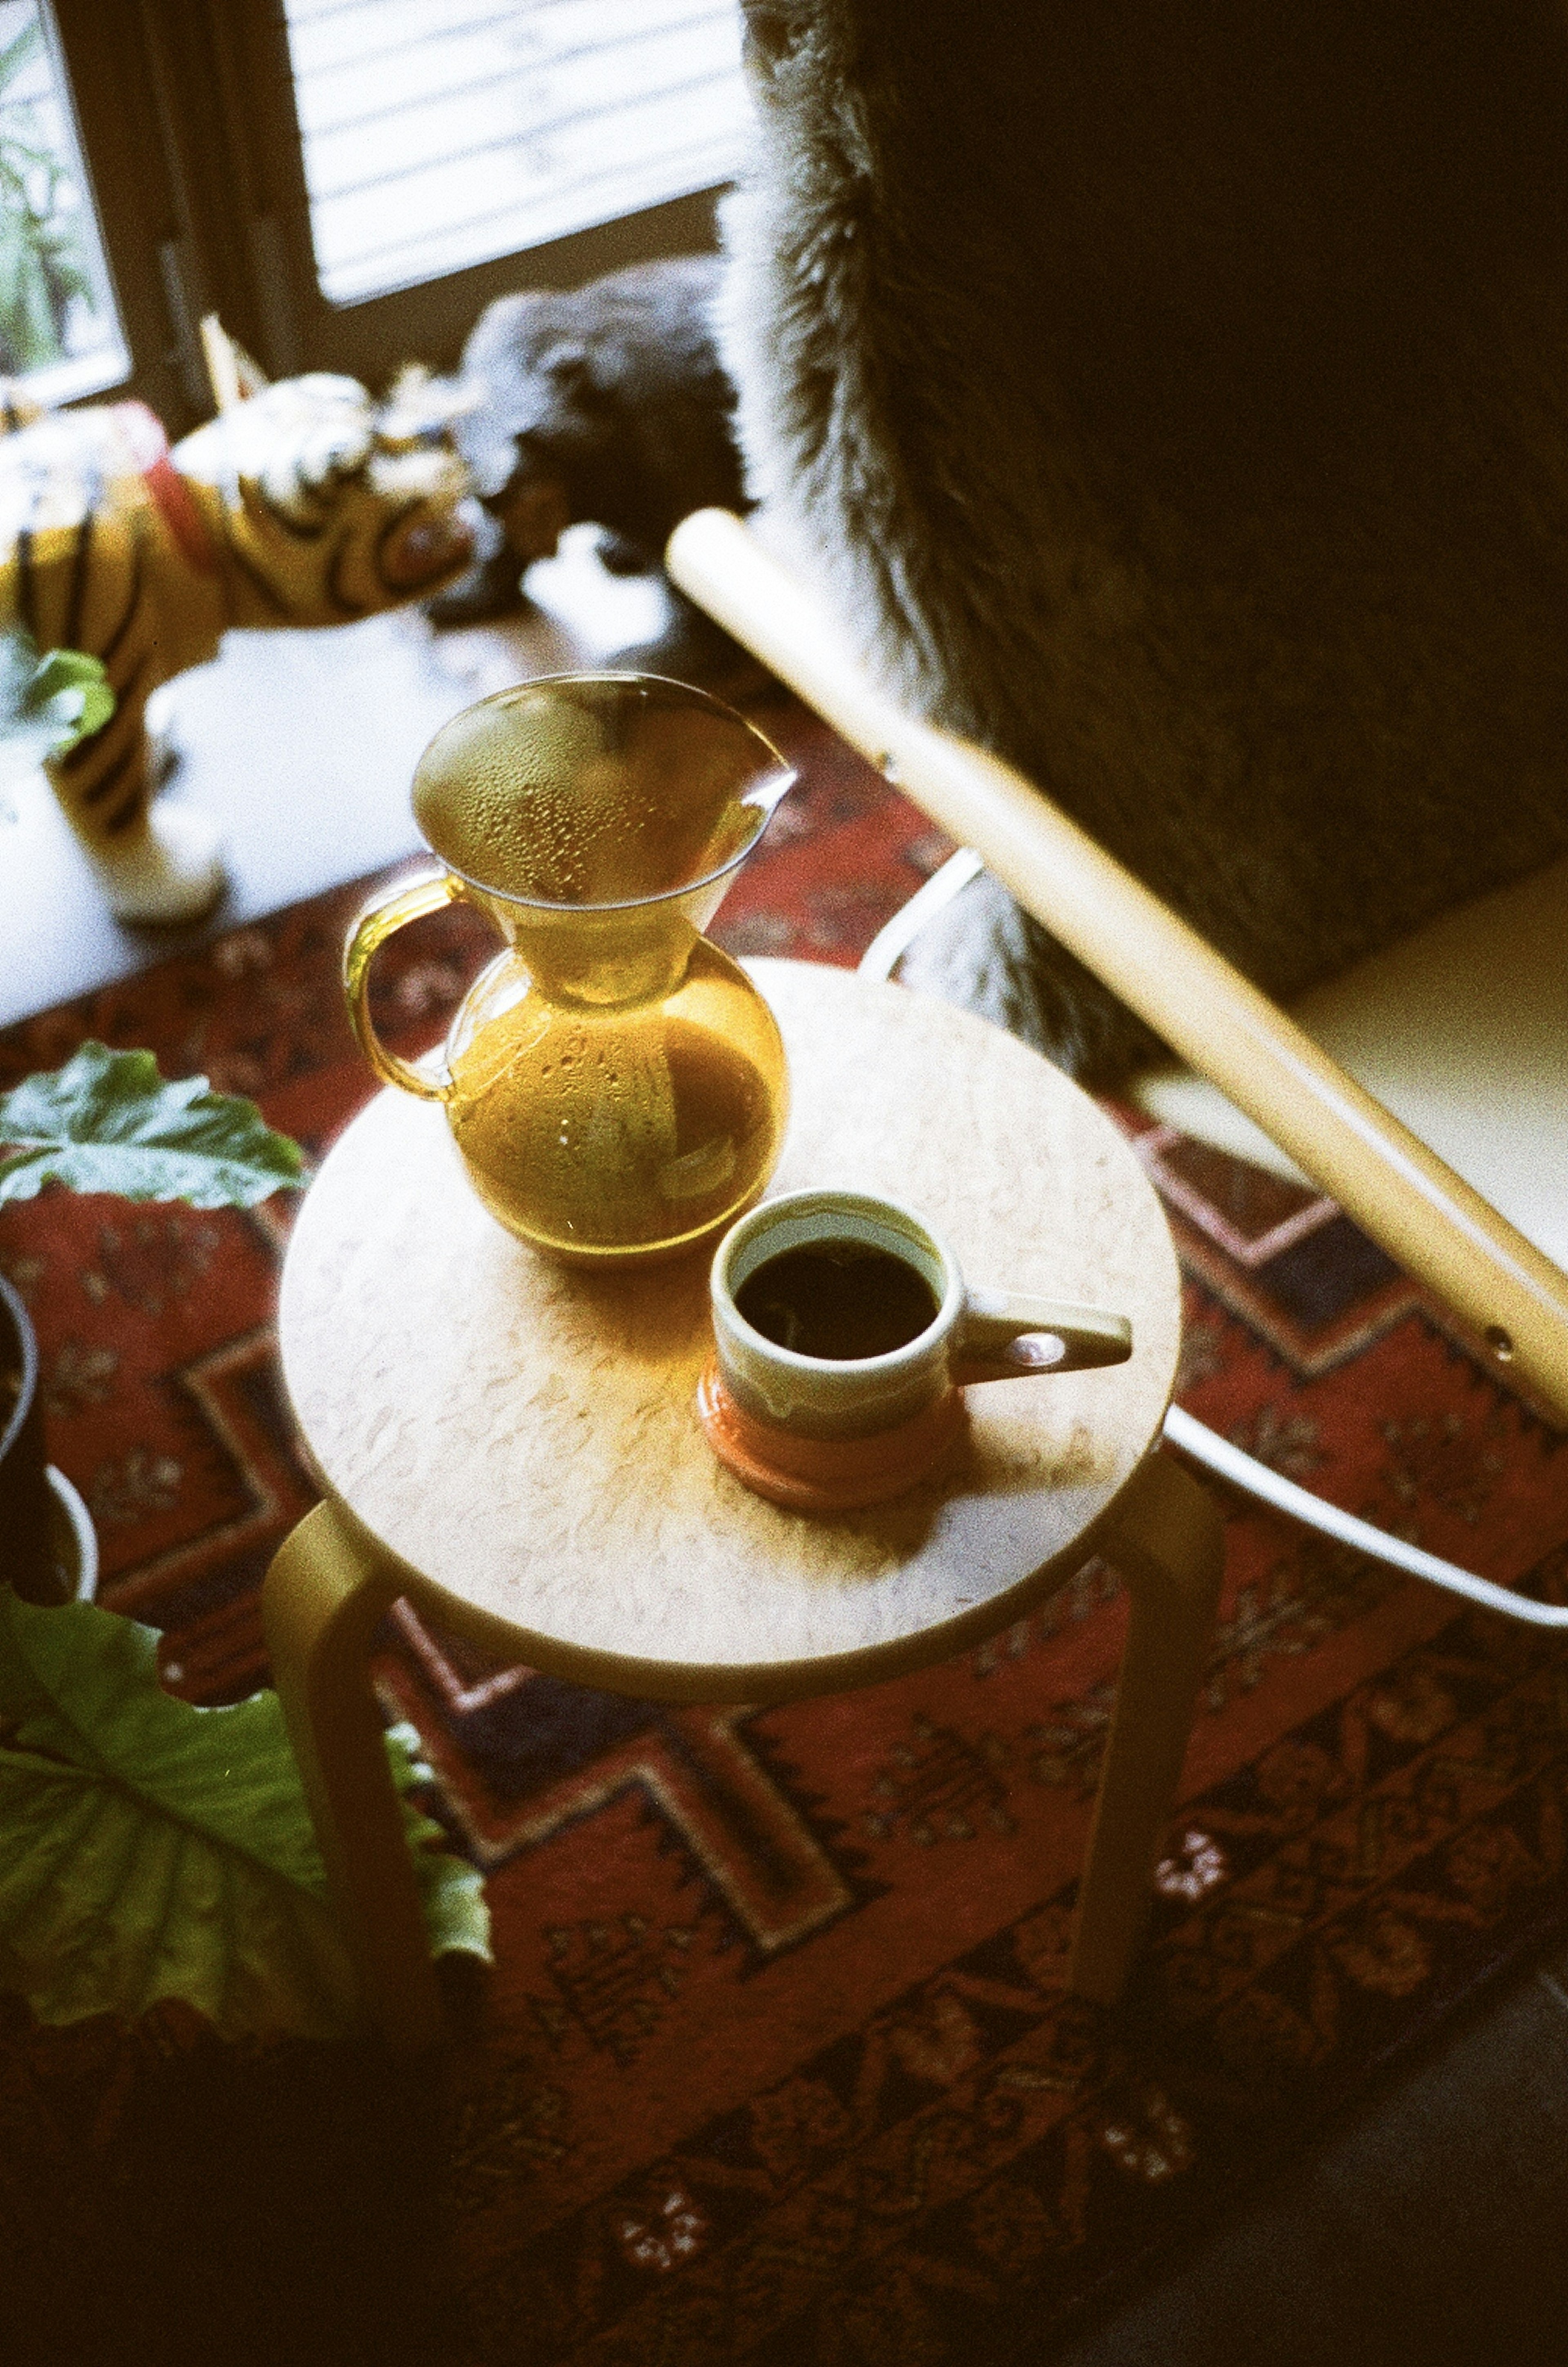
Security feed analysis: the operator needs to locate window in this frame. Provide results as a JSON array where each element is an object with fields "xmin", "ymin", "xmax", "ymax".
[
  {"xmin": 283, "ymin": 0, "xmax": 748, "ymax": 309},
  {"xmin": 36, "ymin": 0, "xmax": 748, "ymax": 424},
  {"xmin": 0, "ymin": 0, "xmax": 127, "ymax": 401}
]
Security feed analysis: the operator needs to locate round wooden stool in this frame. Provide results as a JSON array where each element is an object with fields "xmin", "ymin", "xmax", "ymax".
[{"xmin": 263, "ymin": 960, "xmax": 1222, "ymax": 2046}]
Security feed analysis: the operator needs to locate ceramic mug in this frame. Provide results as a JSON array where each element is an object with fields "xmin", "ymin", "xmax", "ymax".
[{"xmin": 696, "ymin": 1187, "xmax": 1133, "ymax": 1511}]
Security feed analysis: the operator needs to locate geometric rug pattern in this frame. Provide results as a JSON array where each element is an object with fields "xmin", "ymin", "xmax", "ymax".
[{"xmin": 2, "ymin": 698, "xmax": 1565, "ymax": 2366}]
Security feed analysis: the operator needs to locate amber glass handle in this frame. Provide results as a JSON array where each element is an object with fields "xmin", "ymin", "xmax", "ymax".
[{"xmin": 343, "ymin": 870, "xmax": 470, "ymax": 1102}]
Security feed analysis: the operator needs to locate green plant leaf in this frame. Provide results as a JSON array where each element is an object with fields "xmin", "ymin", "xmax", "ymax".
[
  {"xmin": 0, "ymin": 18, "xmax": 44, "ymax": 98},
  {"xmin": 27, "ymin": 645, "xmax": 115, "ymax": 747},
  {"xmin": 0, "ymin": 1042, "xmax": 305, "ymax": 1206},
  {"xmin": 1, "ymin": 631, "xmax": 115, "ymax": 771},
  {"xmin": 0, "ymin": 1589, "xmax": 490, "ymax": 2040}
]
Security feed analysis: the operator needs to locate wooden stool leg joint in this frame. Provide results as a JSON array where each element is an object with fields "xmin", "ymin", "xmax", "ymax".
[
  {"xmin": 1068, "ymin": 1449, "xmax": 1225, "ymax": 2004},
  {"xmin": 262, "ymin": 1498, "xmax": 447, "ymax": 2049}
]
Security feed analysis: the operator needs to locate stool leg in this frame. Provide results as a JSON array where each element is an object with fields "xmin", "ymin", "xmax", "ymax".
[
  {"xmin": 262, "ymin": 1498, "xmax": 446, "ymax": 2049},
  {"xmin": 1068, "ymin": 1448, "xmax": 1225, "ymax": 2004}
]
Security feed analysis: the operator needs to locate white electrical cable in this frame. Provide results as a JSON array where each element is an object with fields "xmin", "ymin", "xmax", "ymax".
[
  {"xmin": 858, "ymin": 846, "xmax": 984, "ymax": 983},
  {"xmin": 1163, "ymin": 1403, "xmax": 1568, "ymax": 1627}
]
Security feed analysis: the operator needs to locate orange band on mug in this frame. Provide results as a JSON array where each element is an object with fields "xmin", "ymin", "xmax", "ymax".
[{"xmin": 696, "ymin": 1357, "xmax": 967, "ymax": 1513}]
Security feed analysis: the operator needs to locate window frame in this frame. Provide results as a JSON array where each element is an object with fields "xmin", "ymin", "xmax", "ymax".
[{"xmin": 49, "ymin": 0, "xmax": 729, "ymax": 430}]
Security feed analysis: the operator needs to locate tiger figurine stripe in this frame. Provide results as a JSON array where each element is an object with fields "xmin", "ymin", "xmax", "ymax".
[{"xmin": 0, "ymin": 373, "xmax": 472, "ymax": 921}]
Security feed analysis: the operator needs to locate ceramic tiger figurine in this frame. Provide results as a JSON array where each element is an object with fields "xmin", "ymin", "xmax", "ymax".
[{"xmin": 0, "ymin": 372, "xmax": 472, "ymax": 921}]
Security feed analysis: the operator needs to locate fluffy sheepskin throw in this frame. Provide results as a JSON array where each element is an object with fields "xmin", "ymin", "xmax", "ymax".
[{"xmin": 717, "ymin": 1, "xmax": 1568, "ymax": 1082}]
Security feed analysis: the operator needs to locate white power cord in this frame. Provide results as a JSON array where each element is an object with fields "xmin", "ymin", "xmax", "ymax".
[
  {"xmin": 859, "ymin": 846, "xmax": 985, "ymax": 984},
  {"xmin": 1164, "ymin": 1404, "xmax": 1568, "ymax": 1626},
  {"xmin": 858, "ymin": 857, "xmax": 1568, "ymax": 1628}
]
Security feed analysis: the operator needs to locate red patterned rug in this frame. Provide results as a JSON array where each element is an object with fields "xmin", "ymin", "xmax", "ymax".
[{"xmin": 2, "ymin": 699, "xmax": 1566, "ymax": 2367}]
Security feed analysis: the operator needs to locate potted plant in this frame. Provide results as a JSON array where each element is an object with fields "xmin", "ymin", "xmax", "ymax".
[
  {"xmin": 0, "ymin": 635, "xmax": 490, "ymax": 2035},
  {"xmin": 0, "ymin": 1264, "xmax": 53, "ymax": 1593},
  {"xmin": 1, "ymin": 633, "xmax": 119, "ymax": 1603},
  {"xmin": 1, "ymin": 632, "xmax": 270, "ymax": 1605},
  {"xmin": 0, "ymin": 1039, "xmax": 305, "ymax": 1601},
  {"xmin": 0, "ymin": 1044, "xmax": 490, "ymax": 2039}
]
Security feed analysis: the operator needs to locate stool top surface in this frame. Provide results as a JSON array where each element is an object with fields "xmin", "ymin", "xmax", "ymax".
[{"xmin": 279, "ymin": 961, "xmax": 1180, "ymax": 1699}]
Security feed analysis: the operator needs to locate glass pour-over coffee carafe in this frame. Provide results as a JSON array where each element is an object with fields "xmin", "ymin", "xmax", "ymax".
[{"xmin": 345, "ymin": 675, "xmax": 794, "ymax": 1266}]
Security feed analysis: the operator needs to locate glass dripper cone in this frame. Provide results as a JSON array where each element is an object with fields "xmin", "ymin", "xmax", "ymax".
[{"xmin": 411, "ymin": 673, "xmax": 791, "ymax": 914}]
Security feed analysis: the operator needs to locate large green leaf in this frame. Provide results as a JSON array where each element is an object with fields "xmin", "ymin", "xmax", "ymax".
[
  {"xmin": 0, "ymin": 1589, "xmax": 490, "ymax": 2040},
  {"xmin": 0, "ymin": 1043, "xmax": 305, "ymax": 1207}
]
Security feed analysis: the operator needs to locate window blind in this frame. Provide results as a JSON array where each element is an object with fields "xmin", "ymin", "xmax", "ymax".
[{"xmin": 281, "ymin": 0, "xmax": 749, "ymax": 308}]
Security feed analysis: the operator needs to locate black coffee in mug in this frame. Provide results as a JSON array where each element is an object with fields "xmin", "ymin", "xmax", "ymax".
[{"xmin": 735, "ymin": 1237, "xmax": 940, "ymax": 1361}]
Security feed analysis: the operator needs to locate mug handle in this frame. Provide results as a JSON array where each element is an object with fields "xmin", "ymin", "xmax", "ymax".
[
  {"xmin": 343, "ymin": 869, "xmax": 471, "ymax": 1102},
  {"xmin": 953, "ymin": 1289, "xmax": 1133, "ymax": 1382}
]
